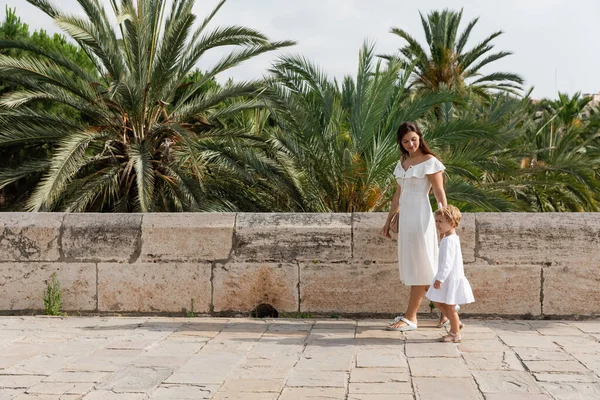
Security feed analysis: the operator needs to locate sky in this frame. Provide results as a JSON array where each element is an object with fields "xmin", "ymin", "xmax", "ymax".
[{"xmin": 1, "ymin": 0, "xmax": 598, "ymax": 100}]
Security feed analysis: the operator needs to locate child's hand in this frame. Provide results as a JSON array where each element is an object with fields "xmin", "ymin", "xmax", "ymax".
[{"xmin": 433, "ymin": 280, "xmax": 442, "ymax": 289}]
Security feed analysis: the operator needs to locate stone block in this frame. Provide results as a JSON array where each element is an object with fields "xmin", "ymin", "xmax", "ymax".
[
  {"xmin": 279, "ymin": 388, "xmax": 346, "ymax": 400},
  {"xmin": 213, "ymin": 262, "xmax": 298, "ymax": 313},
  {"xmin": 235, "ymin": 213, "xmax": 351, "ymax": 262},
  {"xmin": 98, "ymin": 366, "xmax": 172, "ymax": 393},
  {"xmin": 414, "ymin": 377, "xmax": 481, "ymax": 399},
  {"xmin": 140, "ymin": 213, "xmax": 235, "ymax": 262},
  {"xmin": 543, "ymin": 264, "xmax": 600, "ymax": 315},
  {"xmin": 61, "ymin": 214, "xmax": 142, "ymax": 263},
  {"xmin": 464, "ymin": 263, "xmax": 541, "ymax": 315},
  {"xmin": 299, "ymin": 263, "xmax": 429, "ymax": 314},
  {"xmin": 349, "ymin": 368, "xmax": 409, "ymax": 383},
  {"xmin": 408, "ymin": 357, "xmax": 471, "ymax": 377},
  {"xmin": 348, "ymin": 382, "xmax": 413, "ymax": 394},
  {"xmin": 541, "ymin": 382, "xmax": 600, "ymax": 399},
  {"xmin": 352, "ymin": 213, "xmax": 397, "ymax": 263},
  {"xmin": 523, "ymin": 360, "xmax": 589, "ymax": 373},
  {"xmin": 458, "ymin": 213, "xmax": 476, "ymax": 263},
  {"xmin": 0, "ymin": 213, "xmax": 63, "ymax": 262},
  {"xmin": 286, "ymin": 370, "xmax": 347, "ymax": 387},
  {"xmin": 0, "ymin": 263, "xmax": 96, "ymax": 311},
  {"xmin": 476, "ymin": 213, "xmax": 600, "ymax": 264},
  {"xmin": 98, "ymin": 263, "xmax": 211, "ymax": 312},
  {"xmin": 462, "ymin": 352, "xmax": 524, "ymax": 371},
  {"xmin": 472, "ymin": 371, "xmax": 544, "ymax": 394}
]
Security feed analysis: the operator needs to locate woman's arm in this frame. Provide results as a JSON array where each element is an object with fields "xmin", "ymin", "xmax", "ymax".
[
  {"xmin": 381, "ymin": 184, "xmax": 401, "ymax": 238},
  {"xmin": 428, "ymin": 171, "xmax": 447, "ymax": 209}
]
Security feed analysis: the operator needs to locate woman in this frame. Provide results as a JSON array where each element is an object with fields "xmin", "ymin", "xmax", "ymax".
[{"xmin": 381, "ymin": 121, "xmax": 447, "ymax": 331}]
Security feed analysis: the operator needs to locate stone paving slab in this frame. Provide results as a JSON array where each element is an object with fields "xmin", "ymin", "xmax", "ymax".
[{"xmin": 1, "ymin": 317, "xmax": 600, "ymax": 399}]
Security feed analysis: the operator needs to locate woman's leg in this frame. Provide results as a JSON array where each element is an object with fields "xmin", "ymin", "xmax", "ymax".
[{"xmin": 388, "ymin": 285, "xmax": 428, "ymax": 328}]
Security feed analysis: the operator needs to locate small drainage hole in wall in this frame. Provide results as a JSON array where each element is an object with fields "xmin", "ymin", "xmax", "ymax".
[{"xmin": 251, "ymin": 303, "xmax": 279, "ymax": 318}]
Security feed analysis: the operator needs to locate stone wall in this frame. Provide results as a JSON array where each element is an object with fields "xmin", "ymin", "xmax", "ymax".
[{"xmin": 0, "ymin": 212, "xmax": 598, "ymax": 317}]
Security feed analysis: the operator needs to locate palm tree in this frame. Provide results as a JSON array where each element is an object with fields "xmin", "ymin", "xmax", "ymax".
[
  {"xmin": 263, "ymin": 42, "xmax": 517, "ymax": 212},
  {"xmin": 385, "ymin": 9, "xmax": 523, "ymax": 98},
  {"xmin": 508, "ymin": 93, "xmax": 600, "ymax": 211},
  {"xmin": 542, "ymin": 92, "xmax": 592, "ymax": 128},
  {"xmin": 0, "ymin": 0, "xmax": 293, "ymax": 212}
]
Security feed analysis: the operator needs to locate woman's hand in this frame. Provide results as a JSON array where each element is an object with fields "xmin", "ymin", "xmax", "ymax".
[
  {"xmin": 433, "ymin": 280, "xmax": 442, "ymax": 289},
  {"xmin": 381, "ymin": 222, "xmax": 391, "ymax": 238}
]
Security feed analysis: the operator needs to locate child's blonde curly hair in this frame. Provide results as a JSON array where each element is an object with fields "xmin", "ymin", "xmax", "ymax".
[{"xmin": 435, "ymin": 205, "xmax": 462, "ymax": 227}]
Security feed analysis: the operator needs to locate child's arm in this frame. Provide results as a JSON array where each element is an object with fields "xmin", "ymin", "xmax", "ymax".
[{"xmin": 433, "ymin": 238, "xmax": 456, "ymax": 285}]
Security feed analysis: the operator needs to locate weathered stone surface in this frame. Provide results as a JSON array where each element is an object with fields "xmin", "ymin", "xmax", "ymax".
[
  {"xmin": 349, "ymin": 368, "xmax": 409, "ymax": 383},
  {"xmin": 497, "ymin": 334, "xmax": 558, "ymax": 349},
  {"xmin": 484, "ymin": 395, "xmax": 551, "ymax": 400},
  {"xmin": 98, "ymin": 366, "xmax": 172, "ymax": 393},
  {"xmin": 464, "ymin": 263, "xmax": 541, "ymax": 315},
  {"xmin": 571, "ymin": 321, "xmax": 600, "ymax": 333},
  {"xmin": 472, "ymin": 371, "xmax": 544, "ymax": 394},
  {"xmin": 531, "ymin": 321, "xmax": 589, "ymax": 336},
  {"xmin": 0, "ymin": 263, "xmax": 96, "ymax": 311},
  {"xmin": 405, "ymin": 342, "xmax": 460, "ymax": 358},
  {"xmin": 413, "ymin": 377, "xmax": 480, "ymax": 399},
  {"xmin": 299, "ymin": 262, "xmax": 428, "ymax": 314},
  {"xmin": 543, "ymin": 264, "xmax": 600, "ymax": 315},
  {"xmin": 212, "ymin": 393, "xmax": 279, "ymax": 400},
  {"xmin": 355, "ymin": 350, "xmax": 407, "ymax": 369},
  {"xmin": 43, "ymin": 371, "xmax": 111, "ymax": 383},
  {"xmin": 458, "ymin": 213, "xmax": 476, "ymax": 263},
  {"xmin": 534, "ymin": 373, "xmax": 599, "ymax": 383},
  {"xmin": 0, "ymin": 213, "xmax": 63, "ymax": 262},
  {"xmin": 98, "ymin": 263, "xmax": 211, "ymax": 312},
  {"xmin": 279, "ymin": 388, "xmax": 346, "ymax": 400},
  {"xmin": 140, "ymin": 213, "xmax": 235, "ymax": 262},
  {"xmin": 62, "ymin": 214, "xmax": 142, "ymax": 263},
  {"xmin": 462, "ymin": 351, "xmax": 524, "ymax": 371},
  {"xmin": 352, "ymin": 213, "xmax": 397, "ymax": 263},
  {"xmin": 408, "ymin": 357, "xmax": 471, "ymax": 377},
  {"xmin": 512, "ymin": 347, "xmax": 574, "ymax": 361},
  {"xmin": 235, "ymin": 213, "xmax": 351, "ymax": 262},
  {"xmin": 348, "ymin": 395, "xmax": 413, "ymax": 400},
  {"xmin": 0, "ymin": 375, "xmax": 44, "ymax": 389},
  {"xmin": 148, "ymin": 384, "xmax": 216, "ymax": 399},
  {"xmin": 348, "ymin": 382, "xmax": 412, "ymax": 394},
  {"xmin": 540, "ymin": 382, "xmax": 600, "ymax": 399},
  {"xmin": 82, "ymin": 391, "xmax": 147, "ymax": 399},
  {"xmin": 476, "ymin": 213, "xmax": 600, "ymax": 264},
  {"xmin": 213, "ymin": 262, "xmax": 298, "ymax": 313},
  {"xmin": 523, "ymin": 360, "xmax": 589, "ymax": 373},
  {"xmin": 218, "ymin": 379, "xmax": 284, "ymax": 393},
  {"xmin": 286, "ymin": 370, "xmax": 348, "ymax": 387}
]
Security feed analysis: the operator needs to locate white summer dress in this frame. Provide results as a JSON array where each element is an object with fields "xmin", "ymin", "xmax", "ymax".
[
  {"xmin": 426, "ymin": 234, "xmax": 475, "ymax": 305},
  {"xmin": 393, "ymin": 157, "xmax": 446, "ymax": 285}
]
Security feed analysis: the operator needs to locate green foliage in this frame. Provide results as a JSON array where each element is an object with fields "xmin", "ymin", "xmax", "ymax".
[
  {"xmin": 0, "ymin": 4, "xmax": 598, "ymax": 213},
  {"xmin": 185, "ymin": 298, "xmax": 195, "ymax": 317},
  {"xmin": 0, "ymin": 0, "xmax": 293, "ymax": 212},
  {"xmin": 43, "ymin": 272, "xmax": 63, "ymax": 316},
  {"xmin": 384, "ymin": 9, "xmax": 523, "ymax": 98}
]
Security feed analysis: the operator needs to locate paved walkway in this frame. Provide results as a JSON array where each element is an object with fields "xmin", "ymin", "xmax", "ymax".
[{"xmin": 0, "ymin": 317, "xmax": 599, "ymax": 399}]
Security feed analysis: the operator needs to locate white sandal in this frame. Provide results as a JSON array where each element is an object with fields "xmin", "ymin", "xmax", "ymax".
[{"xmin": 386, "ymin": 316, "xmax": 417, "ymax": 331}]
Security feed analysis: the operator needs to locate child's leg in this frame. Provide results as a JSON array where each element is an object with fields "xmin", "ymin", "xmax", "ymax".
[
  {"xmin": 444, "ymin": 303, "xmax": 461, "ymax": 335},
  {"xmin": 434, "ymin": 302, "xmax": 448, "ymax": 325}
]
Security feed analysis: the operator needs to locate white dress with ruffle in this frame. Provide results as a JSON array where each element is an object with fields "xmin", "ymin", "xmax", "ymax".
[
  {"xmin": 393, "ymin": 157, "xmax": 446, "ymax": 286},
  {"xmin": 426, "ymin": 234, "xmax": 475, "ymax": 305}
]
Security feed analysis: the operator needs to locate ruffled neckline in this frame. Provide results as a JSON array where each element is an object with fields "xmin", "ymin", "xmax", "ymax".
[{"xmin": 394, "ymin": 157, "xmax": 445, "ymax": 179}]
